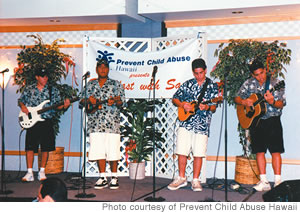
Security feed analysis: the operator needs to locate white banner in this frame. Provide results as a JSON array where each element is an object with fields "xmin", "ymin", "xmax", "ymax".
[{"xmin": 86, "ymin": 38, "xmax": 200, "ymax": 98}]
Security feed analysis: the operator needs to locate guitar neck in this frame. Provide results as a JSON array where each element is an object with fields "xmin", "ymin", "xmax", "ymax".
[
  {"xmin": 38, "ymin": 97, "xmax": 79, "ymax": 114},
  {"xmin": 253, "ymin": 86, "xmax": 277, "ymax": 106},
  {"xmin": 201, "ymin": 99, "xmax": 212, "ymax": 104},
  {"xmin": 95, "ymin": 99, "xmax": 108, "ymax": 107}
]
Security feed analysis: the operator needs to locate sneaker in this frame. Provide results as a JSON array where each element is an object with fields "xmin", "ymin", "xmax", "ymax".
[
  {"xmin": 94, "ymin": 177, "xmax": 108, "ymax": 189},
  {"xmin": 167, "ymin": 176, "xmax": 187, "ymax": 190},
  {"xmin": 191, "ymin": 178, "xmax": 202, "ymax": 192},
  {"xmin": 274, "ymin": 180, "xmax": 281, "ymax": 187},
  {"xmin": 253, "ymin": 181, "xmax": 271, "ymax": 192},
  {"xmin": 109, "ymin": 177, "xmax": 119, "ymax": 190},
  {"xmin": 22, "ymin": 172, "xmax": 34, "ymax": 182},
  {"xmin": 38, "ymin": 171, "xmax": 47, "ymax": 181}
]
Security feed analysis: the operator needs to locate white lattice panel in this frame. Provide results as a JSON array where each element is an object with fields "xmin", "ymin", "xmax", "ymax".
[{"xmin": 84, "ymin": 34, "xmax": 207, "ymax": 183}]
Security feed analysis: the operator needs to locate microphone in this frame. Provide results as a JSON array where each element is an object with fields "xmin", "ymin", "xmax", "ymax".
[
  {"xmin": 150, "ymin": 66, "xmax": 158, "ymax": 84},
  {"xmin": 0, "ymin": 68, "xmax": 9, "ymax": 74},
  {"xmin": 82, "ymin": 71, "xmax": 90, "ymax": 80}
]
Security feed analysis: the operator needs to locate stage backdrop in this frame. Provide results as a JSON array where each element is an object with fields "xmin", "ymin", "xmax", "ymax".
[
  {"xmin": 82, "ymin": 34, "xmax": 208, "ymax": 181},
  {"xmin": 84, "ymin": 35, "xmax": 202, "ymax": 98}
]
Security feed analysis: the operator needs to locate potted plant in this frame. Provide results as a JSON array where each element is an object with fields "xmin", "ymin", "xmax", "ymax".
[
  {"xmin": 121, "ymin": 99, "xmax": 165, "ymax": 180},
  {"xmin": 13, "ymin": 34, "xmax": 78, "ymax": 136},
  {"xmin": 211, "ymin": 39, "xmax": 291, "ymax": 184}
]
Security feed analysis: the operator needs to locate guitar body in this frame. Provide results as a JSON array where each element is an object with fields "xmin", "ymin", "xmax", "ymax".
[
  {"xmin": 236, "ymin": 93, "xmax": 266, "ymax": 129},
  {"xmin": 177, "ymin": 101, "xmax": 197, "ymax": 121},
  {"xmin": 177, "ymin": 96, "xmax": 223, "ymax": 121},
  {"xmin": 19, "ymin": 97, "xmax": 79, "ymax": 129},
  {"xmin": 81, "ymin": 96, "xmax": 120, "ymax": 114},
  {"xmin": 18, "ymin": 100, "xmax": 49, "ymax": 129}
]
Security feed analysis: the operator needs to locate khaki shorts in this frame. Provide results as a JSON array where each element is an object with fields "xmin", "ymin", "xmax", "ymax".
[
  {"xmin": 88, "ymin": 132, "xmax": 121, "ymax": 161},
  {"xmin": 175, "ymin": 127, "xmax": 208, "ymax": 157}
]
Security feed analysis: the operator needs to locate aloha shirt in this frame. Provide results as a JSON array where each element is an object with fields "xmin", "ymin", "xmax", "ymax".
[
  {"xmin": 18, "ymin": 84, "xmax": 61, "ymax": 119},
  {"xmin": 173, "ymin": 77, "xmax": 219, "ymax": 136},
  {"xmin": 236, "ymin": 77, "xmax": 286, "ymax": 119},
  {"xmin": 80, "ymin": 78, "xmax": 125, "ymax": 135}
]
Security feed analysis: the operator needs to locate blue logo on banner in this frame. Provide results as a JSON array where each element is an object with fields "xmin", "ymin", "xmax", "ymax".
[{"xmin": 96, "ymin": 50, "xmax": 115, "ymax": 65}]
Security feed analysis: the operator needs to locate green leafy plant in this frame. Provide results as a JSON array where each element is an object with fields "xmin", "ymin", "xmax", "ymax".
[
  {"xmin": 13, "ymin": 34, "xmax": 78, "ymax": 135},
  {"xmin": 121, "ymin": 99, "xmax": 165, "ymax": 164},
  {"xmin": 211, "ymin": 39, "xmax": 291, "ymax": 157}
]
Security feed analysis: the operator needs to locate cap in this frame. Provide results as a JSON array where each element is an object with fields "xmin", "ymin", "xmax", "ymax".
[
  {"xmin": 35, "ymin": 69, "xmax": 48, "ymax": 77},
  {"xmin": 96, "ymin": 59, "xmax": 109, "ymax": 68}
]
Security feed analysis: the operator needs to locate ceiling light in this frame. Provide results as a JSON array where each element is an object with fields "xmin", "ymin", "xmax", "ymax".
[
  {"xmin": 232, "ymin": 11, "xmax": 243, "ymax": 14},
  {"xmin": 49, "ymin": 19, "xmax": 61, "ymax": 23}
]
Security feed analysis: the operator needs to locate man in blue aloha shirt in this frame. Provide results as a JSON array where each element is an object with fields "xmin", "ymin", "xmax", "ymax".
[
  {"xmin": 80, "ymin": 59, "xmax": 125, "ymax": 190},
  {"xmin": 18, "ymin": 68, "xmax": 70, "ymax": 182},
  {"xmin": 167, "ymin": 58, "xmax": 219, "ymax": 192},
  {"xmin": 235, "ymin": 59, "xmax": 286, "ymax": 192}
]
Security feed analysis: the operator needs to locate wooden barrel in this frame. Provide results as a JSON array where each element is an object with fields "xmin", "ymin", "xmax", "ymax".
[
  {"xmin": 234, "ymin": 156, "xmax": 260, "ymax": 185},
  {"xmin": 38, "ymin": 147, "xmax": 64, "ymax": 174}
]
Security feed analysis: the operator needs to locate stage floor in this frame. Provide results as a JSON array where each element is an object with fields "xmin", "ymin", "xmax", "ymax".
[{"xmin": 0, "ymin": 171, "xmax": 266, "ymax": 202}]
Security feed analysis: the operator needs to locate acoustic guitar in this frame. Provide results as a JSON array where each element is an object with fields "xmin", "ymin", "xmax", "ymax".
[
  {"xmin": 178, "ymin": 96, "xmax": 223, "ymax": 121},
  {"xmin": 236, "ymin": 80, "xmax": 285, "ymax": 129},
  {"xmin": 19, "ymin": 97, "xmax": 79, "ymax": 129}
]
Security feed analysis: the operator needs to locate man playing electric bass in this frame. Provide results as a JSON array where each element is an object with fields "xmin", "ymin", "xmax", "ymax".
[
  {"xmin": 167, "ymin": 58, "xmax": 219, "ymax": 192},
  {"xmin": 79, "ymin": 59, "xmax": 125, "ymax": 190},
  {"xmin": 18, "ymin": 68, "xmax": 70, "ymax": 182},
  {"xmin": 235, "ymin": 59, "xmax": 286, "ymax": 192}
]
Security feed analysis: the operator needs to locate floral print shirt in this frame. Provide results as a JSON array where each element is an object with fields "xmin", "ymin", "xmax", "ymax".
[
  {"xmin": 236, "ymin": 77, "xmax": 286, "ymax": 119},
  {"xmin": 80, "ymin": 78, "xmax": 125, "ymax": 135},
  {"xmin": 18, "ymin": 84, "xmax": 61, "ymax": 119},
  {"xmin": 173, "ymin": 77, "xmax": 219, "ymax": 136}
]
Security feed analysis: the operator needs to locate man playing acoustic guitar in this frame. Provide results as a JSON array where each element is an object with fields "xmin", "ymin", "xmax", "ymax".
[
  {"xmin": 167, "ymin": 58, "xmax": 219, "ymax": 192},
  {"xmin": 80, "ymin": 59, "xmax": 125, "ymax": 190},
  {"xmin": 235, "ymin": 59, "xmax": 286, "ymax": 192},
  {"xmin": 18, "ymin": 68, "xmax": 70, "ymax": 182}
]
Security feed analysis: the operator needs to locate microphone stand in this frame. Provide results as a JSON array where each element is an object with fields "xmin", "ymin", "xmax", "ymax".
[
  {"xmin": 75, "ymin": 74, "xmax": 95, "ymax": 198},
  {"xmin": 0, "ymin": 71, "xmax": 13, "ymax": 195},
  {"xmin": 144, "ymin": 70, "xmax": 165, "ymax": 202},
  {"xmin": 224, "ymin": 73, "xmax": 228, "ymax": 202}
]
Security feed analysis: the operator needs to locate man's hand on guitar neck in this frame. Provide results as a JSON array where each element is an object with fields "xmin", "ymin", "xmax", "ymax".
[
  {"xmin": 264, "ymin": 90, "xmax": 283, "ymax": 109},
  {"xmin": 199, "ymin": 103, "xmax": 216, "ymax": 112},
  {"xmin": 264, "ymin": 90, "xmax": 275, "ymax": 105},
  {"xmin": 57, "ymin": 98, "xmax": 71, "ymax": 110},
  {"xmin": 199, "ymin": 104, "xmax": 209, "ymax": 111}
]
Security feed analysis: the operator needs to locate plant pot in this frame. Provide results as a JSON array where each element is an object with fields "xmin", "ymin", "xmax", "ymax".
[
  {"xmin": 129, "ymin": 161, "xmax": 145, "ymax": 180},
  {"xmin": 234, "ymin": 156, "xmax": 260, "ymax": 185},
  {"xmin": 38, "ymin": 147, "xmax": 64, "ymax": 174}
]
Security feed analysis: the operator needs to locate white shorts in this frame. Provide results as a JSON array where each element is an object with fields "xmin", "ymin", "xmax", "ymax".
[
  {"xmin": 88, "ymin": 132, "xmax": 121, "ymax": 161},
  {"xmin": 175, "ymin": 127, "xmax": 208, "ymax": 157}
]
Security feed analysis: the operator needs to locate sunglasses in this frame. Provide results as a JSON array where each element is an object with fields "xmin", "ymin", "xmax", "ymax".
[{"xmin": 97, "ymin": 59, "xmax": 108, "ymax": 66}]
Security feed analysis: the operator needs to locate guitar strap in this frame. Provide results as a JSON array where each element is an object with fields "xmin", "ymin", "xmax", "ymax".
[
  {"xmin": 265, "ymin": 74, "xmax": 271, "ymax": 92},
  {"xmin": 197, "ymin": 78, "xmax": 209, "ymax": 102},
  {"xmin": 48, "ymin": 85, "xmax": 52, "ymax": 103}
]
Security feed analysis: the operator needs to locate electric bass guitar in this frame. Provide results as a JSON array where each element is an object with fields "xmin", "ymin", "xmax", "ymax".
[
  {"xmin": 236, "ymin": 80, "xmax": 285, "ymax": 129},
  {"xmin": 178, "ymin": 96, "xmax": 223, "ymax": 121},
  {"xmin": 19, "ymin": 97, "xmax": 80, "ymax": 129}
]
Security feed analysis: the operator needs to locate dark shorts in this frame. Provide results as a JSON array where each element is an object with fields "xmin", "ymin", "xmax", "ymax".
[
  {"xmin": 250, "ymin": 116, "xmax": 284, "ymax": 154},
  {"xmin": 25, "ymin": 119, "xmax": 55, "ymax": 153}
]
